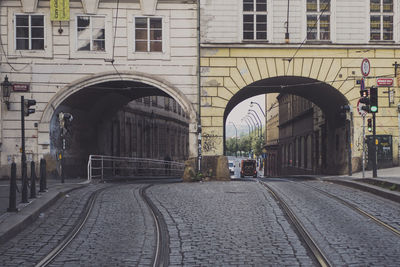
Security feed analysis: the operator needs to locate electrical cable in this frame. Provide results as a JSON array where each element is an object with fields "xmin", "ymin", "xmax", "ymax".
[{"xmin": 285, "ymin": 1, "xmax": 331, "ymax": 74}]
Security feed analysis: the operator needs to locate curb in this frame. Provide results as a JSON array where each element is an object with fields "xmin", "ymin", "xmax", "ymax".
[
  {"xmin": 328, "ymin": 179, "xmax": 400, "ymax": 204},
  {"xmin": 0, "ymin": 183, "xmax": 89, "ymax": 245}
]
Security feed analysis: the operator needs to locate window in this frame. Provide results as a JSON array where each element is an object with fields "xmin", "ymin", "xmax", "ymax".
[
  {"xmin": 152, "ymin": 96, "xmax": 158, "ymax": 107},
  {"xmin": 15, "ymin": 15, "xmax": 44, "ymax": 50},
  {"xmin": 243, "ymin": 0, "xmax": 267, "ymax": 41},
  {"xmin": 135, "ymin": 17, "xmax": 162, "ymax": 52},
  {"xmin": 370, "ymin": 0, "xmax": 393, "ymax": 41},
  {"xmin": 306, "ymin": 0, "xmax": 330, "ymax": 41},
  {"xmin": 164, "ymin": 97, "xmax": 170, "ymax": 111},
  {"xmin": 77, "ymin": 16, "xmax": 105, "ymax": 51}
]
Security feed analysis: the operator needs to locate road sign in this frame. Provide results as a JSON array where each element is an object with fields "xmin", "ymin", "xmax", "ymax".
[
  {"xmin": 361, "ymin": 58, "xmax": 370, "ymax": 77},
  {"xmin": 357, "ymin": 99, "xmax": 368, "ymax": 116},
  {"xmin": 376, "ymin": 78, "xmax": 393, "ymax": 87},
  {"xmin": 360, "ymin": 77, "xmax": 365, "ymax": 90}
]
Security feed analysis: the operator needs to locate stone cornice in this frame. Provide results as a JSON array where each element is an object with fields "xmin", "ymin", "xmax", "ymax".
[
  {"xmin": 82, "ymin": 0, "xmax": 100, "ymax": 14},
  {"xmin": 140, "ymin": 0, "xmax": 157, "ymax": 15},
  {"xmin": 21, "ymin": 0, "xmax": 38, "ymax": 13}
]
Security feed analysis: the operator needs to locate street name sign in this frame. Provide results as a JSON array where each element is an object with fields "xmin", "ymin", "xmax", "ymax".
[{"xmin": 376, "ymin": 78, "xmax": 393, "ymax": 87}]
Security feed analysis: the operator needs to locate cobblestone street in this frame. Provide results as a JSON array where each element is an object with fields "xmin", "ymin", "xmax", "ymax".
[
  {"xmin": 147, "ymin": 181, "xmax": 315, "ymax": 266},
  {"xmin": 1, "ymin": 178, "xmax": 399, "ymax": 266}
]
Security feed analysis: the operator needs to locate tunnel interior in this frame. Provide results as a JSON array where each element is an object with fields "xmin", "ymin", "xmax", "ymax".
[
  {"xmin": 224, "ymin": 76, "xmax": 351, "ymax": 175},
  {"xmin": 50, "ymin": 80, "xmax": 189, "ymax": 178}
]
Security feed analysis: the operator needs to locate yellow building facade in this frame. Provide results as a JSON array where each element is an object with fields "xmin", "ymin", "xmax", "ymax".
[{"xmin": 200, "ymin": 46, "xmax": 400, "ymax": 172}]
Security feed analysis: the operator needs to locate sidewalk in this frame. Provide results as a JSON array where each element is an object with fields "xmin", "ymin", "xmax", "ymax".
[
  {"xmin": 0, "ymin": 177, "xmax": 89, "ymax": 244},
  {"xmin": 322, "ymin": 166, "xmax": 400, "ymax": 203}
]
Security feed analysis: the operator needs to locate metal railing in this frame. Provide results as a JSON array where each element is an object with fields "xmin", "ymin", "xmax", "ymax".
[{"xmin": 87, "ymin": 155, "xmax": 185, "ymax": 181}]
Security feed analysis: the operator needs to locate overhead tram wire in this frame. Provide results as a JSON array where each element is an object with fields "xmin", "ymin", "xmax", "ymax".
[
  {"xmin": 285, "ymin": 2, "xmax": 331, "ymax": 75},
  {"xmin": 19, "ymin": 72, "xmax": 394, "ymax": 90},
  {"xmin": 0, "ymin": 19, "xmax": 30, "ymax": 72},
  {"xmin": 106, "ymin": 0, "xmax": 126, "ymax": 84}
]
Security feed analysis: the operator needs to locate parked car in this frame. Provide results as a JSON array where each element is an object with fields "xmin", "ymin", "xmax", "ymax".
[
  {"xmin": 228, "ymin": 160, "xmax": 235, "ymax": 174},
  {"xmin": 240, "ymin": 159, "xmax": 257, "ymax": 178}
]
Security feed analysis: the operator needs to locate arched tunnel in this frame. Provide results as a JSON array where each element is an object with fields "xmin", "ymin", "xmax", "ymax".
[
  {"xmin": 49, "ymin": 80, "xmax": 190, "ymax": 178},
  {"xmin": 224, "ymin": 76, "xmax": 351, "ymax": 175}
]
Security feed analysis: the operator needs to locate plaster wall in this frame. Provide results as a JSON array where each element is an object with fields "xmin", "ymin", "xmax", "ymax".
[
  {"xmin": 0, "ymin": 0, "xmax": 199, "ymax": 176},
  {"xmin": 200, "ymin": 46, "xmax": 400, "ymax": 169}
]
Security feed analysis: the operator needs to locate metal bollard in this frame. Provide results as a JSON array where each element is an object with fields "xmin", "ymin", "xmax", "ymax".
[
  {"xmin": 39, "ymin": 159, "xmax": 47, "ymax": 192},
  {"xmin": 7, "ymin": 163, "xmax": 18, "ymax": 212},
  {"xmin": 21, "ymin": 161, "xmax": 29, "ymax": 203},
  {"xmin": 30, "ymin": 161, "xmax": 36, "ymax": 199}
]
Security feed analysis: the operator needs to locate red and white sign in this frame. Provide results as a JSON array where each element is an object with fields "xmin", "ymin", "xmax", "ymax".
[
  {"xmin": 376, "ymin": 78, "xmax": 393, "ymax": 87},
  {"xmin": 361, "ymin": 58, "xmax": 370, "ymax": 77},
  {"xmin": 12, "ymin": 83, "xmax": 30, "ymax": 92}
]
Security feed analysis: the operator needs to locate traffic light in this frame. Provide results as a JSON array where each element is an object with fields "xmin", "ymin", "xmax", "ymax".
[
  {"xmin": 367, "ymin": 118, "xmax": 372, "ymax": 132},
  {"xmin": 359, "ymin": 89, "xmax": 370, "ymax": 112},
  {"xmin": 24, "ymin": 99, "xmax": 36, "ymax": 116},
  {"xmin": 369, "ymin": 86, "xmax": 378, "ymax": 113}
]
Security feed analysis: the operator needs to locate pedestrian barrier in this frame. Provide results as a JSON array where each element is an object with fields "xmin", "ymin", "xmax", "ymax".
[{"xmin": 87, "ymin": 155, "xmax": 185, "ymax": 181}]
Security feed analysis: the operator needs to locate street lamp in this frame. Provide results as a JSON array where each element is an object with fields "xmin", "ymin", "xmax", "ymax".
[
  {"xmin": 249, "ymin": 109, "xmax": 263, "ymax": 137},
  {"xmin": 250, "ymin": 101, "xmax": 265, "ymax": 117},
  {"xmin": 241, "ymin": 118, "xmax": 251, "ymax": 135},
  {"xmin": 247, "ymin": 112, "xmax": 260, "ymax": 137},
  {"xmin": 1, "ymin": 76, "xmax": 12, "ymax": 110},
  {"xmin": 244, "ymin": 115, "xmax": 256, "ymax": 136},
  {"xmin": 228, "ymin": 121, "xmax": 238, "ymax": 157}
]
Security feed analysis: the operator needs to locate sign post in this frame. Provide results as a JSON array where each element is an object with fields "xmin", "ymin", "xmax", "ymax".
[
  {"xmin": 360, "ymin": 59, "xmax": 370, "ymax": 178},
  {"xmin": 362, "ymin": 115, "xmax": 365, "ymax": 178}
]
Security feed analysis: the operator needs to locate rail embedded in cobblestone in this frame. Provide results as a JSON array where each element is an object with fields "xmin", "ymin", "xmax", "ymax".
[
  {"xmin": 259, "ymin": 181, "xmax": 332, "ymax": 267},
  {"xmin": 300, "ymin": 181, "xmax": 400, "ymax": 238},
  {"xmin": 34, "ymin": 186, "xmax": 107, "ymax": 267},
  {"xmin": 87, "ymin": 155, "xmax": 185, "ymax": 181},
  {"xmin": 140, "ymin": 185, "xmax": 170, "ymax": 267}
]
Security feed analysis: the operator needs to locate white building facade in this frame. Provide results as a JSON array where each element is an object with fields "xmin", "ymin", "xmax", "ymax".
[{"xmin": 0, "ymin": 0, "xmax": 199, "ymax": 177}]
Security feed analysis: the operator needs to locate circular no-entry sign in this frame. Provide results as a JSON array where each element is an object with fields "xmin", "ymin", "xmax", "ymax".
[{"xmin": 361, "ymin": 58, "xmax": 370, "ymax": 77}]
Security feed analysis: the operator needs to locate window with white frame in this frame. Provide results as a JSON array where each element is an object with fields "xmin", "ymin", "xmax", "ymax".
[
  {"xmin": 370, "ymin": 0, "xmax": 393, "ymax": 41},
  {"xmin": 306, "ymin": 0, "xmax": 330, "ymax": 41},
  {"xmin": 15, "ymin": 14, "xmax": 44, "ymax": 50},
  {"xmin": 243, "ymin": 0, "xmax": 268, "ymax": 41},
  {"xmin": 135, "ymin": 17, "xmax": 162, "ymax": 52},
  {"xmin": 77, "ymin": 16, "xmax": 105, "ymax": 51}
]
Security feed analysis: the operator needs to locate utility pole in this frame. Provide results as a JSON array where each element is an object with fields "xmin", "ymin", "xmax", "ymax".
[
  {"xmin": 372, "ymin": 112, "xmax": 377, "ymax": 178},
  {"xmin": 20, "ymin": 96, "xmax": 28, "ymax": 203}
]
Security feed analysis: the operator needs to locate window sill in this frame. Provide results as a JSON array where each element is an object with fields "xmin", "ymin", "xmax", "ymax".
[
  {"xmin": 128, "ymin": 51, "xmax": 170, "ymax": 61},
  {"xmin": 369, "ymin": 40, "xmax": 395, "ymax": 44},
  {"xmin": 242, "ymin": 40, "xmax": 269, "ymax": 43},
  {"xmin": 305, "ymin": 40, "xmax": 332, "ymax": 45}
]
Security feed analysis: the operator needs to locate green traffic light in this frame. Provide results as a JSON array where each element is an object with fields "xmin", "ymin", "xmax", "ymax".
[{"xmin": 370, "ymin": 106, "xmax": 378, "ymax": 112}]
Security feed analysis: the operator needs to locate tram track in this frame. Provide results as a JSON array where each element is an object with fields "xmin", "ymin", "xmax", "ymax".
[
  {"xmin": 34, "ymin": 186, "xmax": 107, "ymax": 267},
  {"xmin": 35, "ymin": 183, "xmax": 169, "ymax": 267},
  {"xmin": 260, "ymin": 178, "xmax": 400, "ymax": 267},
  {"xmin": 298, "ymin": 180, "xmax": 400, "ymax": 238},
  {"xmin": 140, "ymin": 185, "xmax": 170, "ymax": 267},
  {"xmin": 260, "ymin": 181, "xmax": 332, "ymax": 267}
]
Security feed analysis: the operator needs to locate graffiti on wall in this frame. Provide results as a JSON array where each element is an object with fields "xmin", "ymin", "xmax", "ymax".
[{"xmin": 202, "ymin": 132, "xmax": 221, "ymax": 153}]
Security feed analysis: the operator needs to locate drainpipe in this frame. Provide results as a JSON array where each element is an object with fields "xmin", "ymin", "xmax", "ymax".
[
  {"xmin": 197, "ymin": 0, "xmax": 202, "ymax": 172},
  {"xmin": 398, "ymin": 103, "xmax": 400, "ymax": 163}
]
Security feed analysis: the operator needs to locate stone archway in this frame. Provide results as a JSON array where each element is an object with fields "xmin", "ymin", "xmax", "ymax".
[
  {"xmin": 38, "ymin": 71, "xmax": 198, "ymax": 160},
  {"xmin": 200, "ymin": 47, "xmax": 400, "ymax": 168}
]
